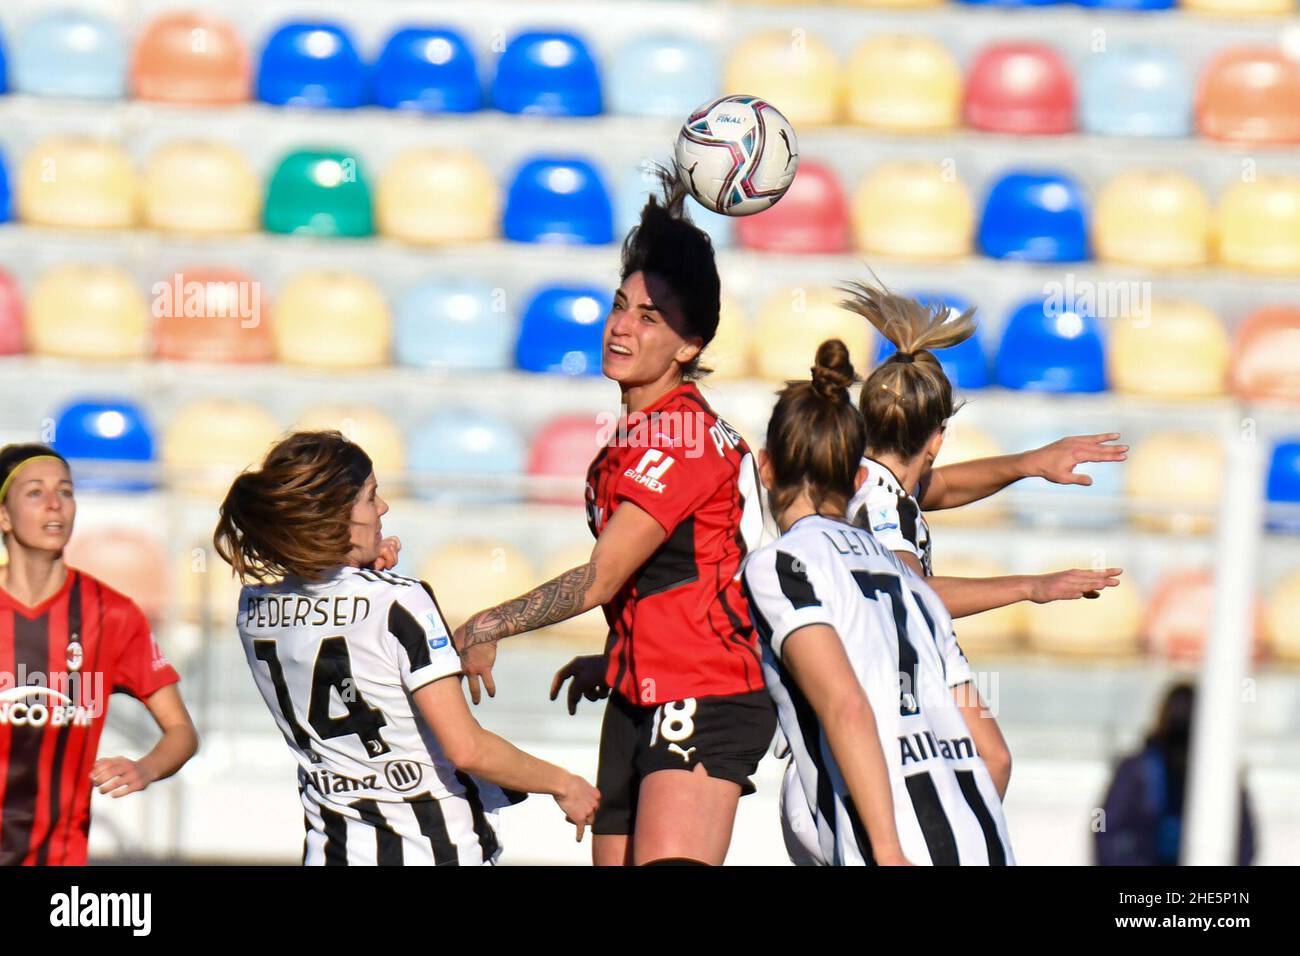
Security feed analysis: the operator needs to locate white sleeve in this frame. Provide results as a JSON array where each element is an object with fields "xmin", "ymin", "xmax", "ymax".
[
  {"xmin": 849, "ymin": 482, "xmax": 922, "ymax": 561},
  {"xmin": 742, "ymin": 545, "xmax": 835, "ymax": 659},
  {"xmin": 386, "ymin": 582, "xmax": 462, "ymax": 692},
  {"xmin": 909, "ymin": 579, "xmax": 973, "ymax": 689}
]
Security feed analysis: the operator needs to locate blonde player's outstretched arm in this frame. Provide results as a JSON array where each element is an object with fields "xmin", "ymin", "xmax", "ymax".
[{"xmin": 783, "ymin": 624, "xmax": 913, "ymax": 866}]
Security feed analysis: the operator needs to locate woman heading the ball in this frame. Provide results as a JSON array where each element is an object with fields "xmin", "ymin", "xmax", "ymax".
[{"xmin": 456, "ymin": 169, "xmax": 775, "ymax": 866}]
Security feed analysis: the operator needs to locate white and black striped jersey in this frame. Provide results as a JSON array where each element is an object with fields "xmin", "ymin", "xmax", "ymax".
[
  {"xmin": 237, "ymin": 566, "xmax": 520, "ymax": 866},
  {"xmin": 847, "ymin": 457, "xmax": 932, "ymax": 576},
  {"xmin": 741, "ymin": 515, "xmax": 1013, "ymax": 866}
]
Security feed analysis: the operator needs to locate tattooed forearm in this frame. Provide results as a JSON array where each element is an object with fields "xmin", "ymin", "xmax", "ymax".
[{"xmin": 458, "ymin": 562, "xmax": 599, "ymax": 650}]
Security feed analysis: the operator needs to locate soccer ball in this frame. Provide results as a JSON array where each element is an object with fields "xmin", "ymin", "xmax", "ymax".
[{"xmin": 674, "ymin": 94, "xmax": 799, "ymax": 217}]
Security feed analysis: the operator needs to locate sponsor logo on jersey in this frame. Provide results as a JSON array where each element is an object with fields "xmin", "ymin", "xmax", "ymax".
[
  {"xmin": 899, "ymin": 730, "xmax": 976, "ymax": 766},
  {"xmin": 872, "ymin": 510, "xmax": 900, "ymax": 533},
  {"xmin": 624, "ymin": 449, "xmax": 675, "ymax": 494},
  {"xmin": 303, "ymin": 767, "xmax": 381, "ymax": 795},
  {"xmin": 421, "ymin": 609, "xmax": 450, "ymax": 647},
  {"xmin": 0, "ymin": 685, "xmax": 96, "ymax": 728},
  {"xmin": 384, "ymin": 759, "xmax": 424, "ymax": 792},
  {"xmin": 428, "ymin": 636, "xmax": 449, "ymax": 651}
]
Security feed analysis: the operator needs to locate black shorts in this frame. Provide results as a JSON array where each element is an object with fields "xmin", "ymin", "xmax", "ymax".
[{"xmin": 592, "ymin": 688, "xmax": 778, "ymax": 836}]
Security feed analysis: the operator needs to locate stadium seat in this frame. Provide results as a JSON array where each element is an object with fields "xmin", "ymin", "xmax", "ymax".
[
  {"xmin": 163, "ymin": 399, "xmax": 280, "ymax": 498},
  {"xmin": 408, "ymin": 411, "xmax": 526, "ymax": 502},
  {"xmin": 1267, "ymin": 438, "xmax": 1300, "ymax": 532},
  {"xmin": 853, "ymin": 162, "xmax": 973, "ymax": 261},
  {"xmin": 13, "ymin": 11, "xmax": 126, "ymax": 98},
  {"xmin": 503, "ymin": 157, "xmax": 613, "ymax": 245},
  {"xmin": 704, "ymin": 295, "xmax": 751, "ymax": 380},
  {"xmin": 617, "ymin": 163, "xmax": 732, "ymax": 250},
  {"xmin": 753, "ymin": 287, "xmax": 873, "ymax": 381},
  {"xmin": 19, "ymin": 137, "xmax": 138, "ymax": 229},
  {"xmin": 736, "ymin": 159, "xmax": 848, "ymax": 254},
  {"xmin": 394, "ymin": 279, "xmax": 513, "ymax": 370},
  {"xmin": 964, "ymin": 43, "xmax": 1075, "ymax": 135},
  {"xmin": 131, "ymin": 12, "xmax": 250, "ymax": 104},
  {"xmin": 1265, "ymin": 570, "xmax": 1300, "ymax": 662},
  {"xmin": 845, "ymin": 34, "xmax": 961, "ymax": 132},
  {"xmin": 1216, "ymin": 175, "xmax": 1300, "ymax": 274},
  {"xmin": 1126, "ymin": 432, "xmax": 1222, "ymax": 533},
  {"xmin": 420, "ymin": 540, "xmax": 536, "ymax": 630},
  {"xmin": 143, "ymin": 141, "xmax": 260, "ymax": 234},
  {"xmin": 1080, "ymin": 46, "xmax": 1193, "ymax": 138},
  {"xmin": 515, "ymin": 285, "xmax": 609, "ymax": 376},
  {"xmin": 876, "ymin": 293, "xmax": 990, "ymax": 390},
  {"xmin": 64, "ymin": 530, "xmax": 168, "ymax": 621},
  {"xmin": 927, "ymin": 424, "xmax": 1005, "ymax": 528},
  {"xmin": 0, "ymin": 268, "xmax": 23, "ymax": 355},
  {"xmin": 175, "ymin": 548, "xmax": 245, "ymax": 625},
  {"xmin": 1025, "ymin": 566, "xmax": 1141, "ymax": 656},
  {"xmin": 528, "ymin": 415, "xmax": 605, "ymax": 505},
  {"xmin": 995, "ymin": 298, "xmax": 1107, "ymax": 393},
  {"xmin": 52, "ymin": 399, "xmax": 156, "ymax": 492},
  {"xmin": 723, "ymin": 31, "xmax": 841, "ymax": 127},
  {"xmin": 1143, "ymin": 569, "xmax": 1266, "ymax": 663},
  {"xmin": 1196, "ymin": 47, "xmax": 1300, "ymax": 145},
  {"xmin": 264, "ymin": 149, "xmax": 373, "ymax": 238},
  {"xmin": 1009, "ymin": 429, "xmax": 1125, "ymax": 529},
  {"xmin": 1231, "ymin": 306, "xmax": 1300, "ymax": 403},
  {"xmin": 373, "ymin": 27, "xmax": 481, "ymax": 112},
  {"xmin": 1183, "ymin": 0, "xmax": 1294, "ymax": 12},
  {"xmin": 272, "ymin": 271, "xmax": 390, "ymax": 368},
  {"xmin": 539, "ymin": 541, "xmax": 608, "ymax": 641},
  {"xmin": 957, "ymin": 0, "xmax": 1063, "ymax": 6},
  {"xmin": 0, "ymin": 150, "xmax": 10, "ymax": 223},
  {"xmin": 929, "ymin": 556, "xmax": 1026, "ymax": 655},
  {"xmin": 0, "ymin": 27, "xmax": 7, "ymax": 94},
  {"xmin": 1110, "ymin": 300, "xmax": 1228, "ymax": 399},
  {"xmin": 493, "ymin": 31, "xmax": 602, "ymax": 116},
  {"xmin": 377, "ymin": 149, "xmax": 497, "ymax": 245},
  {"xmin": 28, "ymin": 265, "xmax": 147, "ymax": 360},
  {"xmin": 609, "ymin": 34, "xmax": 717, "ymax": 118},
  {"xmin": 294, "ymin": 405, "xmax": 406, "ymax": 489},
  {"xmin": 153, "ymin": 267, "xmax": 273, "ymax": 364},
  {"xmin": 256, "ymin": 21, "xmax": 367, "ymax": 108},
  {"xmin": 1079, "ymin": 0, "xmax": 1173, "ymax": 8},
  {"xmin": 838, "ymin": 0, "xmax": 944, "ymax": 8},
  {"xmin": 978, "ymin": 170, "xmax": 1089, "ymax": 263},
  {"xmin": 1094, "ymin": 170, "xmax": 1212, "ymax": 268}
]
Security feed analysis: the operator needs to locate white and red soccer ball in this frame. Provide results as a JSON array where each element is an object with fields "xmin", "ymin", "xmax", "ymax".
[{"xmin": 674, "ymin": 94, "xmax": 799, "ymax": 217}]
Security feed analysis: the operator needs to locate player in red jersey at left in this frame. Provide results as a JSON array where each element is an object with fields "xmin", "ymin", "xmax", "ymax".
[
  {"xmin": 0, "ymin": 444, "xmax": 197, "ymax": 865},
  {"xmin": 455, "ymin": 166, "xmax": 775, "ymax": 865}
]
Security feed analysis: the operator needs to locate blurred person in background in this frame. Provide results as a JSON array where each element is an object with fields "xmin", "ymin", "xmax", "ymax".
[
  {"xmin": 0, "ymin": 443, "xmax": 197, "ymax": 865},
  {"xmin": 1095, "ymin": 681, "xmax": 1256, "ymax": 866},
  {"xmin": 216, "ymin": 431, "xmax": 598, "ymax": 866}
]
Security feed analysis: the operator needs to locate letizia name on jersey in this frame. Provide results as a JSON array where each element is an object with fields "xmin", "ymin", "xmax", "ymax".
[{"xmin": 901, "ymin": 730, "xmax": 977, "ymax": 766}]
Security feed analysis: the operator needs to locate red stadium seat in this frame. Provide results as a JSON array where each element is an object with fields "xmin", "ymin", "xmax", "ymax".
[
  {"xmin": 1231, "ymin": 306, "xmax": 1300, "ymax": 403},
  {"xmin": 527, "ymin": 414, "xmax": 605, "ymax": 505},
  {"xmin": 1196, "ymin": 47, "xmax": 1300, "ymax": 145},
  {"xmin": 131, "ymin": 12, "xmax": 250, "ymax": 104},
  {"xmin": 0, "ymin": 268, "xmax": 24, "ymax": 355},
  {"xmin": 153, "ymin": 267, "xmax": 274, "ymax": 363},
  {"xmin": 965, "ymin": 42, "xmax": 1076, "ymax": 135},
  {"xmin": 1143, "ymin": 569, "xmax": 1266, "ymax": 663},
  {"xmin": 735, "ymin": 159, "xmax": 849, "ymax": 254},
  {"xmin": 64, "ymin": 528, "xmax": 169, "ymax": 621}
]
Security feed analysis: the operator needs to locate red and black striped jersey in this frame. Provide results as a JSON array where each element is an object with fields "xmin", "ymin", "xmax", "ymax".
[
  {"xmin": 0, "ymin": 569, "xmax": 180, "ymax": 866},
  {"xmin": 585, "ymin": 383, "xmax": 766, "ymax": 705}
]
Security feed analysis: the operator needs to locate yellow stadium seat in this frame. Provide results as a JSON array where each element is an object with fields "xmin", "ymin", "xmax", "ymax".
[
  {"xmin": 377, "ymin": 149, "xmax": 498, "ymax": 246},
  {"xmin": 1025, "ymin": 548, "xmax": 1141, "ymax": 656},
  {"xmin": 845, "ymin": 35, "xmax": 961, "ymax": 132},
  {"xmin": 1183, "ymin": 0, "xmax": 1295, "ymax": 18},
  {"xmin": 64, "ymin": 528, "xmax": 168, "ymax": 621},
  {"xmin": 1216, "ymin": 174, "xmax": 1300, "ymax": 274},
  {"xmin": 273, "ymin": 271, "xmax": 391, "ymax": 368},
  {"xmin": 1265, "ymin": 570, "xmax": 1300, "ymax": 662},
  {"xmin": 703, "ymin": 294, "xmax": 751, "ymax": 380},
  {"xmin": 1093, "ymin": 171, "xmax": 1211, "ymax": 268},
  {"xmin": 294, "ymin": 405, "xmax": 406, "ymax": 489},
  {"xmin": 930, "ymin": 555, "xmax": 1027, "ymax": 656},
  {"xmin": 19, "ymin": 136, "xmax": 138, "ymax": 229},
  {"xmin": 1109, "ymin": 299, "xmax": 1229, "ymax": 398},
  {"xmin": 420, "ymin": 539, "xmax": 536, "ymax": 631},
  {"xmin": 724, "ymin": 31, "xmax": 841, "ymax": 127},
  {"xmin": 753, "ymin": 286, "xmax": 873, "ymax": 381},
  {"xmin": 174, "ymin": 546, "xmax": 245, "ymax": 624},
  {"xmin": 28, "ymin": 265, "xmax": 147, "ymax": 359},
  {"xmin": 927, "ymin": 424, "xmax": 1005, "ymax": 528},
  {"xmin": 538, "ymin": 541, "xmax": 607, "ymax": 643},
  {"xmin": 163, "ymin": 398, "xmax": 280, "ymax": 497},
  {"xmin": 853, "ymin": 162, "xmax": 974, "ymax": 261},
  {"xmin": 143, "ymin": 141, "xmax": 259, "ymax": 233},
  {"xmin": 1126, "ymin": 432, "xmax": 1223, "ymax": 533},
  {"xmin": 839, "ymin": 0, "xmax": 944, "ymax": 7}
]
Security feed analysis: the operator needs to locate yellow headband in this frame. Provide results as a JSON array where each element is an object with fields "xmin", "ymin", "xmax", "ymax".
[{"xmin": 0, "ymin": 455, "xmax": 66, "ymax": 505}]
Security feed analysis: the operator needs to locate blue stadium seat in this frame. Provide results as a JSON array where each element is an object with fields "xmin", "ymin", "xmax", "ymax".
[
  {"xmin": 616, "ymin": 164, "xmax": 731, "ymax": 250},
  {"xmin": 52, "ymin": 398, "xmax": 156, "ymax": 492},
  {"xmin": 0, "ymin": 150, "xmax": 10, "ymax": 223},
  {"xmin": 1080, "ymin": 47, "xmax": 1192, "ymax": 138},
  {"xmin": 373, "ymin": 27, "xmax": 481, "ymax": 112},
  {"xmin": 256, "ymin": 22, "xmax": 367, "ymax": 108},
  {"xmin": 996, "ymin": 297, "xmax": 1108, "ymax": 393},
  {"xmin": 493, "ymin": 31, "xmax": 602, "ymax": 116},
  {"xmin": 1077, "ymin": 0, "xmax": 1173, "ymax": 8},
  {"xmin": 957, "ymin": 0, "xmax": 1064, "ymax": 6},
  {"xmin": 408, "ymin": 410, "xmax": 526, "ymax": 502},
  {"xmin": 608, "ymin": 34, "xmax": 717, "ymax": 117},
  {"xmin": 1010, "ymin": 429, "xmax": 1125, "ymax": 528},
  {"xmin": 515, "ymin": 285, "xmax": 610, "ymax": 376},
  {"xmin": 979, "ymin": 170, "xmax": 1090, "ymax": 263},
  {"xmin": 877, "ymin": 293, "xmax": 989, "ymax": 389},
  {"xmin": 503, "ymin": 157, "xmax": 614, "ymax": 244},
  {"xmin": 394, "ymin": 280, "xmax": 513, "ymax": 369},
  {"xmin": 13, "ymin": 11, "xmax": 126, "ymax": 98},
  {"xmin": 0, "ymin": 27, "xmax": 8, "ymax": 94},
  {"xmin": 1267, "ymin": 438, "xmax": 1300, "ymax": 533}
]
